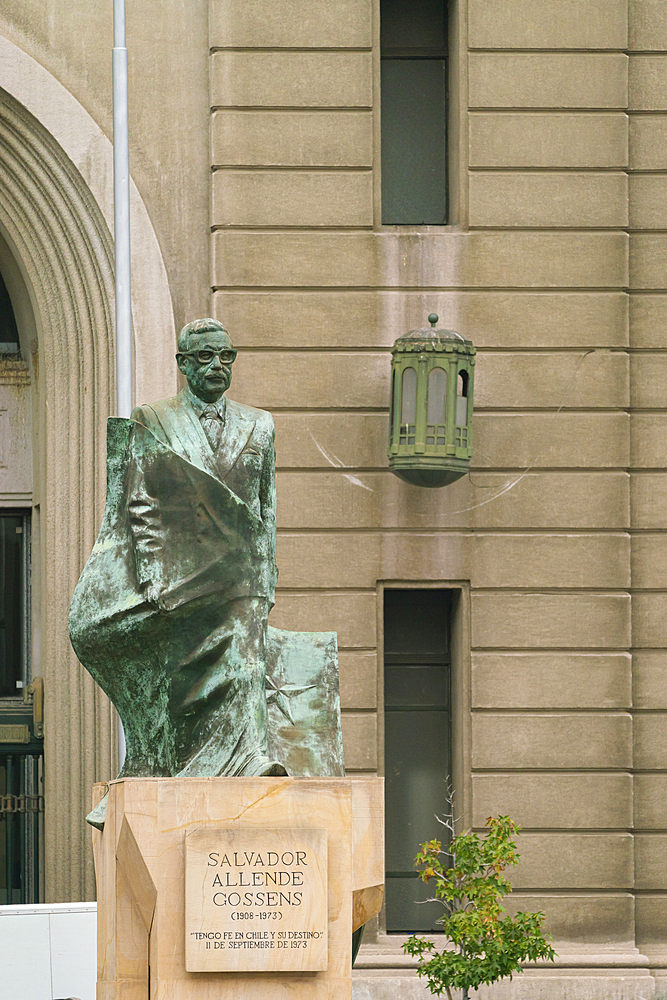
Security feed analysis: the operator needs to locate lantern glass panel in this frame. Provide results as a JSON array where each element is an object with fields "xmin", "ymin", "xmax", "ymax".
[
  {"xmin": 456, "ymin": 370, "xmax": 468, "ymax": 426},
  {"xmin": 427, "ymin": 367, "xmax": 446, "ymax": 425},
  {"xmin": 401, "ymin": 367, "xmax": 417, "ymax": 424},
  {"xmin": 389, "ymin": 368, "xmax": 396, "ymax": 434}
]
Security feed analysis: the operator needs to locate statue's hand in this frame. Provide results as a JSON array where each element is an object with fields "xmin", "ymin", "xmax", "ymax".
[{"xmin": 141, "ymin": 580, "xmax": 165, "ymax": 609}]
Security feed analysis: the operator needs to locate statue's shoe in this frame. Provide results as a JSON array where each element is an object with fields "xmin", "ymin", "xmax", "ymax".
[
  {"xmin": 259, "ymin": 760, "xmax": 289, "ymax": 777},
  {"xmin": 86, "ymin": 789, "xmax": 109, "ymax": 830}
]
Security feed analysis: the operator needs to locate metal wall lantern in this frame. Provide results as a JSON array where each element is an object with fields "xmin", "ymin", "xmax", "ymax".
[{"xmin": 388, "ymin": 314, "xmax": 476, "ymax": 488}]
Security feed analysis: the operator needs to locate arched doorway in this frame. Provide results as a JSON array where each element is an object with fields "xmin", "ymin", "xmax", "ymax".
[{"xmin": 0, "ymin": 41, "xmax": 176, "ymax": 901}]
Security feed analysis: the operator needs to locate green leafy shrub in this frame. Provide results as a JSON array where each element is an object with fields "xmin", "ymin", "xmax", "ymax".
[{"xmin": 403, "ymin": 815, "xmax": 556, "ymax": 1000}]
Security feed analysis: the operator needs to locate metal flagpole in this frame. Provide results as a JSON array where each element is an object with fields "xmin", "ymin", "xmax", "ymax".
[
  {"xmin": 113, "ymin": 0, "xmax": 131, "ymax": 768},
  {"xmin": 113, "ymin": 0, "xmax": 132, "ymax": 419}
]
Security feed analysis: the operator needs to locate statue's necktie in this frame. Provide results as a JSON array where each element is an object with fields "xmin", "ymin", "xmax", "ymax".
[{"xmin": 200, "ymin": 404, "xmax": 223, "ymax": 452}]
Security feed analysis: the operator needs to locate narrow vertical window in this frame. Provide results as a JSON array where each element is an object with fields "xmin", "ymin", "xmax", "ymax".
[
  {"xmin": 400, "ymin": 367, "xmax": 417, "ymax": 446},
  {"xmin": 0, "ymin": 514, "xmax": 27, "ymax": 697},
  {"xmin": 0, "ymin": 511, "xmax": 41, "ymax": 905},
  {"xmin": 401, "ymin": 367, "xmax": 417, "ymax": 425},
  {"xmin": 384, "ymin": 589, "xmax": 452, "ymax": 932},
  {"xmin": 380, "ymin": 0, "xmax": 448, "ymax": 225},
  {"xmin": 426, "ymin": 367, "xmax": 447, "ymax": 445},
  {"xmin": 456, "ymin": 369, "xmax": 468, "ymax": 426}
]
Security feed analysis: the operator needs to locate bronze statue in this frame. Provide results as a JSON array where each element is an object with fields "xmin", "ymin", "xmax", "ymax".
[
  {"xmin": 70, "ymin": 318, "xmax": 345, "ymax": 832},
  {"xmin": 70, "ymin": 319, "xmax": 291, "ymax": 780}
]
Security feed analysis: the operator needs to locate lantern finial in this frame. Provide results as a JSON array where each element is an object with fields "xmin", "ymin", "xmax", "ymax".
[{"xmin": 428, "ymin": 313, "xmax": 439, "ymax": 328}]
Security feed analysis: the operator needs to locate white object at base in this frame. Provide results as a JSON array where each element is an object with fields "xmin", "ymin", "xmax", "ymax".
[{"xmin": 0, "ymin": 902, "xmax": 96, "ymax": 1000}]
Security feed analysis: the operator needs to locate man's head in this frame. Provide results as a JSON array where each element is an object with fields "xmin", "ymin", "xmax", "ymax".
[{"xmin": 176, "ymin": 318, "xmax": 237, "ymax": 403}]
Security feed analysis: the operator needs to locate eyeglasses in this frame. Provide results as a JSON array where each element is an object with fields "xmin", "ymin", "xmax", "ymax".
[{"xmin": 179, "ymin": 349, "xmax": 237, "ymax": 366}]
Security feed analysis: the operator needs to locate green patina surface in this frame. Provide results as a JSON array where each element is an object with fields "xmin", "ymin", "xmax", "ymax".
[
  {"xmin": 267, "ymin": 628, "xmax": 344, "ymax": 778},
  {"xmin": 70, "ymin": 417, "xmax": 344, "ymax": 782},
  {"xmin": 70, "ymin": 321, "xmax": 344, "ymax": 794}
]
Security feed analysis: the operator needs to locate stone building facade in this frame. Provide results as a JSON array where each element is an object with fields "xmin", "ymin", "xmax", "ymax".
[{"xmin": 0, "ymin": 0, "xmax": 666, "ymax": 996}]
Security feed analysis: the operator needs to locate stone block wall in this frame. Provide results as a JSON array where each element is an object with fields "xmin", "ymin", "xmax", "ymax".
[
  {"xmin": 210, "ymin": 0, "xmax": 640, "ymax": 952},
  {"xmin": 629, "ymin": 0, "xmax": 667, "ymax": 968},
  {"xmin": 206, "ymin": 2, "xmax": 667, "ymax": 987}
]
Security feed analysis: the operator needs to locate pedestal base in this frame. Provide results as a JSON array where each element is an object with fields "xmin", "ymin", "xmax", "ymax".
[{"xmin": 92, "ymin": 776, "xmax": 384, "ymax": 999}]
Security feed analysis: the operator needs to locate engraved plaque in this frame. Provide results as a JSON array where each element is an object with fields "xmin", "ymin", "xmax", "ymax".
[{"xmin": 185, "ymin": 828, "xmax": 328, "ymax": 973}]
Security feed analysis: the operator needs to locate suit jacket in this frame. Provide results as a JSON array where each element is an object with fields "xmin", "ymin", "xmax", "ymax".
[{"xmin": 127, "ymin": 390, "xmax": 277, "ymax": 607}]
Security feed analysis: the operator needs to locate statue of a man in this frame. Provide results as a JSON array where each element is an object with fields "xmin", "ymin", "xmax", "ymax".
[{"xmin": 70, "ymin": 319, "xmax": 287, "ymax": 779}]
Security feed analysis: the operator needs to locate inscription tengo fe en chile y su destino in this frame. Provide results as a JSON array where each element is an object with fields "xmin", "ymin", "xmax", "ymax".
[{"xmin": 185, "ymin": 828, "xmax": 328, "ymax": 973}]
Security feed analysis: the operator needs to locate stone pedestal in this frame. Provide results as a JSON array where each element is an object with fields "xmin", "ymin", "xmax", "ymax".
[{"xmin": 92, "ymin": 776, "xmax": 384, "ymax": 999}]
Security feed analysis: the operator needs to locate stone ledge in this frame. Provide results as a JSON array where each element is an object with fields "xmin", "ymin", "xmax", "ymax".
[
  {"xmin": 352, "ymin": 972, "xmax": 657, "ymax": 1000},
  {"xmin": 355, "ymin": 945, "xmax": 652, "ymax": 971}
]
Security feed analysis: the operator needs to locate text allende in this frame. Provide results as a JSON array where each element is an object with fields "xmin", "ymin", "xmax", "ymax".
[
  {"xmin": 211, "ymin": 870, "xmax": 304, "ymax": 888},
  {"xmin": 208, "ymin": 851, "xmax": 308, "ymax": 868}
]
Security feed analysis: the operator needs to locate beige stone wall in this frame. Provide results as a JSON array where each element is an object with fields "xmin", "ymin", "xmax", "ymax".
[
  {"xmin": 206, "ymin": 0, "xmax": 664, "ymax": 976},
  {"xmin": 629, "ymin": 0, "xmax": 667, "ymax": 964},
  {"xmin": 464, "ymin": 0, "xmax": 634, "ymax": 960}
]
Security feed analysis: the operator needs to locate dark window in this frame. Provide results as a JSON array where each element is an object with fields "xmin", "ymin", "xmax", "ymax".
[
  {"xmin": 0, "ymin": 748, "xmax": 43, "ymax": 903},
  {"xmin": 0, "ymin": 271, "xmax": 19, "ymax": 355},
  {"xmin": 0, "ymin": 513, "xmax": 28, "ymax": 697},
  {"xmin": 384, "ymin": 588, "xmax": 452, "ymax": 932},
  {"xmin": 0, "ymin": 511, "xmax": 40, "ymax": 904},
  {"xmin": 380, "ymin": 0, "xmax": 448, "ymax": 225}
]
